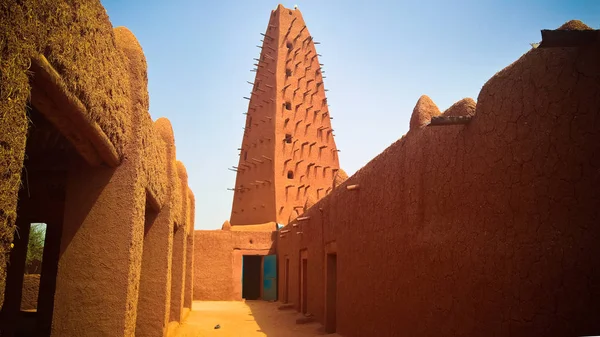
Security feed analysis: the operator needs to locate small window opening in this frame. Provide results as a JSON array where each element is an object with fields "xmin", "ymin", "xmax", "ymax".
[
  {"xmin": 286, "ymin": 41, "xmax": 293, "ymax": 50},
  {"xmin": 244, "ymin": 151, "xmax": 248, "ymax": 160},
  {"xmin": 285, "ymin": 102, "xmax": 292, "ymax": 110},
  {"xmin": 287, "ymin": 171, "xmax": 294, "ymax": 179},
  {"xmin": 285, "ymin": 134, "xmax": 292, "ymax": 143},
  {"xmin": 21, "ymin": 223, "xmax": 47, "ymax": 311},
  {"xmin": 286, "ymin": 68, "xmax": 293, "ymax": 77}
]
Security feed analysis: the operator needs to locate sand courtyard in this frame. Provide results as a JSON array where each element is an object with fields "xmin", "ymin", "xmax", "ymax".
[{"xmin": 173, "ymin": 301, "xmax": 343, "ymax": 337}]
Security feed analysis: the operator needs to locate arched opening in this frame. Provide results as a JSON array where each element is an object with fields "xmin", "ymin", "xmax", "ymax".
[{"xmin": 287, "ymin": 171, "xmax": 294, "ymax": 179}]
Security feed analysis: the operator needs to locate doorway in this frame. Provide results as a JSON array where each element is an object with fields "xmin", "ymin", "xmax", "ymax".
[
  {"xmin": 325, "ymin": 253, "xmax": 337, "ymax": 333},
  {"xmin": 134, "ymin": 194, "xmax": 160, "ymax": 334},
  {"xmin": 170, "ymin": 224, "xmax": 185, "ymax": 322},
  {"xmin": 262, "ymin": 255, "xmax": 277, "ymax": 301},
  {"xmin": 242, "ymin": 255, "xmax": 262, "ymax": 300},
  {"xmin": 299, "ymin": 250, "xmax": 308, "ymax": 314},
  {"xmin": 1, "ymin": 106, "xmax": 74, "ymax": 337},
  {"xmin": 284, "ymin": 257, "xmax": 290, "ymax": 303}
]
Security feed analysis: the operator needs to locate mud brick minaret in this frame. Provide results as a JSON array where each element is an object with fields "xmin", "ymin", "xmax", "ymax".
[{"xmin": 229, "ymin": 5, "xmax": 344, "ymax": 226}]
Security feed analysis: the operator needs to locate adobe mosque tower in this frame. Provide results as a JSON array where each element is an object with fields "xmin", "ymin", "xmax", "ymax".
[{"xmin": 228, "ymin": 4, "xmax": 347, "ymax": 227}]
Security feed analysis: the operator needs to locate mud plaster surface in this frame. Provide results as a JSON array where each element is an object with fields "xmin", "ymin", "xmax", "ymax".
[
  {"xmin": 229, "ymin": 5, "xmax": 345, "ymax": 226},
  {"xmin": 193, "ymin": 231, "xmax": 276, "ymax": 301},
  {"xmin": 277, "ymin": 14, "xmax": 600, "ymax": 337},
  {"xmin": 1, "ymin": 9, "xmax": 195, "ymax": 337}
]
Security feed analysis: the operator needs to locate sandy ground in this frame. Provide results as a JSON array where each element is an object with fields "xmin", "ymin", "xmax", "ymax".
[{"xmin": 173, "ymin": 301, "xmax": 342, "ymax": 337}]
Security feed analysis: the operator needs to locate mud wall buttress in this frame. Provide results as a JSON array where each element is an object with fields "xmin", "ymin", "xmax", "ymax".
[
  {"xmin": 50, "ymin": 23, "xmax": 144, "ymax": 335},
  {"xmin": 52, "ymin": 156, "xmax": 145, "ymax": 336},
  {"xmin": 1, "ymin": 2, "xmax": 195, "ymax": 336},
  {"xmin": 184, "ymin": 188, "xmax": 196, "ymax": 311},
  {"xmin": 133, "ymin": 118, "xmax": 178, "ymax": 337},
  {"xmin": 1, "ymin": 0, "xmax": 131, "ymax": 308}
]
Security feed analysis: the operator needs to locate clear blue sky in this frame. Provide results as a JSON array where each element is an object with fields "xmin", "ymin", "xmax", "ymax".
[{"xmin": 100, "ymin": 0, "xmax": 597, "ymax": 230}]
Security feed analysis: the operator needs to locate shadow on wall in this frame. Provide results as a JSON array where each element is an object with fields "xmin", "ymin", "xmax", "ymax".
[{"xmin": 58, "ymin": 164, "xmax": 115, "ymax": 256}]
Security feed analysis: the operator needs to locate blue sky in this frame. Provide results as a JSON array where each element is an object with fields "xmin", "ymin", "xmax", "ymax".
[{"xmin": 100, "ymin": 0, "xmax": 597, "ymax": 230}]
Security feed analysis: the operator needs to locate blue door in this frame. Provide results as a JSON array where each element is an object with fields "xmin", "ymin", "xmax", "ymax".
[{"xmin": 263, "ymin": 255, "xmax": 277, "ymax": 301}]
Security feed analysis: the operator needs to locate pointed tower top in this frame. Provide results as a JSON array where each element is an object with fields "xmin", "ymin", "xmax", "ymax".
[{"xmin": 274, "ymin": 4, "xmax": 302, "ymax": 16}]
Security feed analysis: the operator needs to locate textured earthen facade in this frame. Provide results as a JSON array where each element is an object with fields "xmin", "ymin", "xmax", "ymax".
[
  {"xmin": 0, "ymin": 1, "xmax": 195, "ymax": 336},
  {"xmin": 193, "ymin": 230, "xmax": 277, "ymax": 301},
  {"xmin": 229, "ymin": 5, "xmax": 346, "ymax": 227},
  {"xmin": 196, "ymin": 6, "xmax": 600, "ymax": 336},
  {"xmin": 277, "ymin": 20, "xmax": 600, "ymax": 337},
  {"xmin": 193, "ymin": 5, "xmax": 348, "ymax": 303}
]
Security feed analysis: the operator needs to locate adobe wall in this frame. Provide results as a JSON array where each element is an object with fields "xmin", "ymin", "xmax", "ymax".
[
  {"xmin": 194, "ymin": 230, "xmax": 276, "ymax": 301},
  {"xmin": 0, "ymin": 2, "xmax": 196, "ymax": 336},
  {"xmin": 184, "ymin": 188, "xmax": 195, "ymax": 311},
  {"xmin": 272, "ymin": 6, "xmax": 343, "ymax": 225},
  {"xmin": 229, "ymin": 13, "xmax": 279, "ymax": 226},
  {"xmin": 277, "ymin": 30, "xmax": 600, "ymax": 336},
  {"xmin": 1, "ymin": 0, "xmax": 131, "ymax": 307}
]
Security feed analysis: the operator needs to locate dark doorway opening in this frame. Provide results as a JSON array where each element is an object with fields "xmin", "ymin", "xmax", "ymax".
[
  {"xmin": 284, "ymin": 258, "xmax": 290, "ymax": 303},
  {"xmin": 1, "ymin": 106, "xmax": 75, "ymax": 337},
  {"xmin": 242, "ymin": 255, "xmax": 261, "ymax": 300},
  {"xmin": 325, "ymin": 253, "xmax": 337, "ymax": 333},
  {"xmin": 134, "ymin": 194, "xmax": 159, "ymax": 332},
  {"xmin": 300, "ymin": 257, "xmax": 308, "ymax": 314},
  {"xmin": 170, "ymin": 224, "xmax": 185, "ymax": 322}
]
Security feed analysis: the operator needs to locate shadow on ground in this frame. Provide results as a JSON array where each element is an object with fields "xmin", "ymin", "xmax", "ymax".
[
  {"xmin": 246, "ymin": 300, "xmax": 335, "ymax": 336},
  {"xmin": 172, "ymin": 301, "xmax": 342, "ymax": 336}
]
